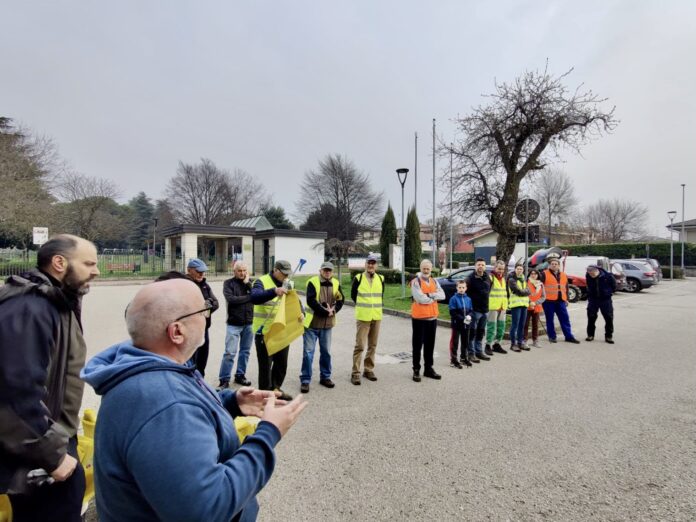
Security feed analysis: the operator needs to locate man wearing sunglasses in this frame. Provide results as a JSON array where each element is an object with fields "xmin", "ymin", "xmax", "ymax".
[{"xmin": 81, "ymin": 279, "xmax": 307, "ymax": 522}]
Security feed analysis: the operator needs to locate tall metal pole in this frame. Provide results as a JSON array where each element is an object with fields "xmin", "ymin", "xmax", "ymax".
[
  {"xmin": 525, "ymin": 198, "xmax": 530, "ymax": 276},
  {"xmin": 414, "ymin": 132, "xmax": 418, "ymax": 216},
  {"xmin": 152, "ymin": 218, "xmax": 158, "ymax": 271},
  {"xmin": 401, "ymin": 184, "xmax": 406, "ymax": 297},
  {"xmin": 681, "ymin": 184, "xmax": 686, "ymax": 271},
  {"xmin": 432, "ymin": 118, "xmax": 436, "ymax": 264},
  {"xmin": 669, "ymin": 213, "xmax": 676, "ymax": 280},
  {"xmin": 449, "ymin": 144, "xmax": 453, "ymax": 272}
]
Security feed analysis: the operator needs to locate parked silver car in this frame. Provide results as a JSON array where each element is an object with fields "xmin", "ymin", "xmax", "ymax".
[
  {"xmin": 611, "ymin": 259, "xmax": 657, "ymax": 292},
  {"xmin": 633, "ymin": 258, "xmax": 662, "ymax": 282}
]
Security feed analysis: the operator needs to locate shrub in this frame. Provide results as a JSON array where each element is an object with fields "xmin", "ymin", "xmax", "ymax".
[{"xmin": 660, "ymin": 267, "xmax": 684, "ymax": 279}]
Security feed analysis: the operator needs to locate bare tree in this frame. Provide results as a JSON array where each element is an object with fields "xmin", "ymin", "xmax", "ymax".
[
  {"xmin": 54, "ymin": 172, "xmax": 122, "ymax": 241},
  {"xmin": 166, "ymin": 159, "xmax": 266, "ymax": 225},
  {"xmin": 297, "ymin": 154, "xmax": 383, "ymax": 240},
  {"xmin": 581, "ymin": 199, "xmax": 647, "ymax": 242},
  {"xmin": 445, "ymin": 65, "xmax": 617, "ymax": 261},
  {"xmin": 531, "ymin": 168, "xmax": 578, "ymax": 245}
]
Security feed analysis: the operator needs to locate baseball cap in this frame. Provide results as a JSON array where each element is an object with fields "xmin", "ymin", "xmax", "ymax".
[
  {"xmin": 187, "ymin": 259, "xmax": 208, "ymax": 272},
  {"xmin": 587, "ymin": 264, "xmax": 600, "ymax": 271},
  {"xmin": 366, "ymin": 254, "xmax": 378, "ymax": 263},
  {"xmin": 320, "ymin": 261, "xmax": 335, "ymax": 270},
  {"xmin": 274, "ymin": 260, "xmax": 292, "ymax": 275}
]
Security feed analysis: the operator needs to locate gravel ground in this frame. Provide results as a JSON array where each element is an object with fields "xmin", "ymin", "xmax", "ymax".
[{"xmin": 80, "ymin": 278, "xmax": 696, "ymax": 521}]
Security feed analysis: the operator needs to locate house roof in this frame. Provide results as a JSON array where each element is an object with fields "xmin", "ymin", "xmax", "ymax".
[
  {"xmin": 229, "ymin": 216, "xmax": 273, "ymax": 231},
  {"xmin": 667, "ymin": 218, "xmax": 696, "ymax": 229}
]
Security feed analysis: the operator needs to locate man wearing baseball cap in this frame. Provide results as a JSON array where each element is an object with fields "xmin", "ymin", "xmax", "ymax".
[
  {"xmin": 251, "ymin": 260, "xmax": 296, "ymax": 400},
  {"xmin": 585, "ymin": 264, "xmax": 617, "ymax": 343},
  {"xmin": 185, "ymin": 258, "xmax": 219, "ymax": 376},
  {"xmin": 299, "ymin": 261, "xmax": 344, "ymax": 393},
  {"xmin": 350, "ymin": 254, "xmax": 384, "ymax": 385}
]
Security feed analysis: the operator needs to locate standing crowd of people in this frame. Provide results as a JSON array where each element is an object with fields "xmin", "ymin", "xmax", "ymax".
[{"xmin": 0, "ymin": 236, "xmax": 617, "ymax": 521}]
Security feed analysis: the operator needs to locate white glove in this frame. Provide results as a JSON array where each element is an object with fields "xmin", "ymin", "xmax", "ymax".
[{"xmin": 464, "ymin": 315, "xmax": 472, "ymax": 325}]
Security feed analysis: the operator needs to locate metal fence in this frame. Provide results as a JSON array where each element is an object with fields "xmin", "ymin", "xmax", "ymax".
[{"xmin": 0, "ymin": 248, "xmax": 236, "ymax": 279}]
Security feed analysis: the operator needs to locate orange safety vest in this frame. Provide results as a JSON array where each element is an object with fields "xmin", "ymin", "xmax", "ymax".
[
  {"xmin": 527, "ymin": 281, "xmax": 544, "ymax": 313},
  {"xmin": 543, "ymin": 269, "xmax": 568, "ymax": 301},
  {"xmin": 411, "ymin": 276, "xmax": 439, "ymax": 319}
]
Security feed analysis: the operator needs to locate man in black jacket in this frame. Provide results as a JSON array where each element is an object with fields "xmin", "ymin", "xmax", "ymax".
[
  {"xmin": 185, "ymin": 258, "xmax": 219, "ymax": 377},
  {"xmin": 585, "ymin": 264, "xmax": 617, "ymax": 344},
  {"xmin": 217, "ymin": 261, "xmax": 253, "ymax": 388},
  {"xmin": 0, "ymin": 234, "xmax": 99, "ymax": 521},
  {"xmin": 465, "ymin": 258, "xmax": 492, "ymax": 362}
]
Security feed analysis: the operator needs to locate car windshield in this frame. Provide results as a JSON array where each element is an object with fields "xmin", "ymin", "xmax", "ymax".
[{"xmin": 451, "ymin": 269, "xmax": 473, "ymax": 280}]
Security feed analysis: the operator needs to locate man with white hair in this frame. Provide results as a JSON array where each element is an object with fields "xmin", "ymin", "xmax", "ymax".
[
  {"xmin": 410, "ymin": 259, "xmax": 445, "ymax": 382},
  {"xmin": 217, "ymin": 261, "xmax": 253, "ymax": 389},
  {"xmin": 81, "ymin": 279, "xmax": 307, "ymax": 522}
]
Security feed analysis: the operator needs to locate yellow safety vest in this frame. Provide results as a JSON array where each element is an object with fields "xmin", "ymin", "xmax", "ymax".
[
  {"xmin": 354, "ymin": 272, "xmax": 384, "ymax": 321},
  {"xmin": 488, "ymin": 274, "xmax": 508, "ymax": 311},
  {"xmin": 303, "ymin": 276, "xmax": 341, "ymax": 328},
  {"xmin": 252, "ymin": 274, "xmax": 280, "ymax": 334},
  {"xmin": 508, "ymin": 277, "xmax": 529, "ymax": 308}
]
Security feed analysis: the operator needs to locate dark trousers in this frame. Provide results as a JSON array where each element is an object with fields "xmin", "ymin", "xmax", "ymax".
[
  {"xmin": 587, "ymin": 299, "xmax": 614, "ymax": 338},
  {"xmin": 542, "ymin": 300, "xmax": 575, "ymax": 341},
  {"xmin": 412, "ymin": 319, "xmax": 437, "ymax": 373},
  {"xmin": 255, "ymin": 334, "xmax": 289, "ymax": 391},
  {"xmin": 190, "ymin": 327, "xmax": 210, "ymax": 377},
  {"xmin": 524, "ymin": 309, "xmax": 540, "ymax": 341},
  {"xmin": 449, "ymin": 325, "xmax": 470, "ymax": 362},
  {"xmin": 9, "ymin": 437, "xmax": 85, "ymax": 522}
]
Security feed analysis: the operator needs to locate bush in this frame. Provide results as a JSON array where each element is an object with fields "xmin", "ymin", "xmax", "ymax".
[
  {"xmin": 452, "ymin": 253, "xmax": 474, "ymax": 263},
  {"xmin": 535, "ymin": 242, "xmax": 696, "ymax": 266},
  {"xmin": 661, "ymin": 267, "xmax": 684, "ymax": 279},
  {"xmin": 348, "ymin": 267, "xmax": 440, "ymax": 284}
]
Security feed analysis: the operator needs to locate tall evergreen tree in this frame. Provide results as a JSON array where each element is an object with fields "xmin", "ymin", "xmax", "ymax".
[
  {"xmin": 404, "ymin": 206, "xmax": 422, "ymax": 268},
  {"xmin": 379, "ymin": 204, "xmax": 397, "ymax": 267},
  {"xmin": 261, "ymin": 205, "xmax": 294, "ymax": 229},
  {"xmin": 128, "ymin": 192, "xmax": 154, "ymax": 249}
]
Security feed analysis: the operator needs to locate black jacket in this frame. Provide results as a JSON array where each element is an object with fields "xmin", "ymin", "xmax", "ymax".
[
  {"xmin": 0, "ymin": 270, "xmax": 86, "ymax": 493},
  {"xmin": 585, "ymin": 269, "xmax": 616, "ymax": 300},
  {"xmin": 222, "ymin": 277, "xmax": 253, "ymax": 326},
  {"xmin": 156, "ymin": 272, "xmax": 219, "ymax": 327},
  {"xmin": 466, "ymin": 271, "xmax": 492, "ymax": 313}
]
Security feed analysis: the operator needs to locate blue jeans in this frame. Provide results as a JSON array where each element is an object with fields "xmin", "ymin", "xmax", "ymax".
[
  {"xmin": 300, "ymin": 328, "xmax": 333, "ymax": 383},
  {"xmin": 509, "ymin": 307, "xmax": 527, "ymax": 345},
  {"xmin": 468, "ymin": 311, "xmax": 488, "ymax": 355},
  {"xmin": 218, "ymin": 324, "xmax": 253, "ymax": 381}
]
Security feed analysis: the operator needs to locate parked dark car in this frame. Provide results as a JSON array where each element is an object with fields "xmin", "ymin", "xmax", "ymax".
[
  {"xmin": 609, "ymin": 261, "xmax": 628, "ymax": 291},
  {"xmin": 437, "ymin": 265, "xmax": 493, "ymax": 304}
]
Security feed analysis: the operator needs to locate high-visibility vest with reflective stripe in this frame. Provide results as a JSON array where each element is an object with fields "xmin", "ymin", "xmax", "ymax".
[
  {"xmin": 508, "ymin": 277, "xmax": 529, "ymax": 308},
  {"xmin": 252, "ymin": 274, "xmax": 280, "ymax": 334},
  {"xmin": 411, "ymin": 277, "xmax": 439, "ymax": 319},
  {"xmin": 527, "ymin": 281, "xmax": 544, "ymax": 313},
  {"xmin": 355, "ymin": 272, "xmax": 384, "ymax": 321},
  {"xmin": 543, "ymin": 269, "xmax": 568, "ymax": 301},
  {"xmin": 303, "ymin": 276, "xmax": 341, "ymax": 328},
  {"xmin": 488, "ymin": 274, "xmax": 508, "ymax": 310}
]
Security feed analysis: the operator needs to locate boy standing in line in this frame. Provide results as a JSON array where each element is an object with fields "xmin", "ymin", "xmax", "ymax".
[{"xmin": 449, "ymin": 280, "xmax": 473, "ymax": 368}]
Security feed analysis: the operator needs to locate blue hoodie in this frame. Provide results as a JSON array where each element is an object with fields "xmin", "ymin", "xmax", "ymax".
[
  {"xmin": 81, "ymin": 341, "xmax": 281, "ymax": 522},
  {"xmin": 448, "ymin": 292, "xmax": 473, "ymax": 327}
]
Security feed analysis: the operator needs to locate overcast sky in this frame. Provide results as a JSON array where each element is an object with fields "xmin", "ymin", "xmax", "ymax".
[{"xmin": 2, "ymin": 1, "xmax": 694, "ymax": 237}]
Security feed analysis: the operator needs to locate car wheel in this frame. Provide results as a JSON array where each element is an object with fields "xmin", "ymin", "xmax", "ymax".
[
  {"xmin": 625, "ymin": 278, "xmax": 641, "ymax": 293},
  {"xmin": 567, "ymin": 284, "xmax": 580, "ymax": 303}
]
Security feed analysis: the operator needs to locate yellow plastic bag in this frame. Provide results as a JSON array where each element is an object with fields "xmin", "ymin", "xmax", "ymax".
[
  {"xmin": 264, "ymin": 290, "xmax": 304, "ymax": 355},
  {"xmin": 234, "ymin": 416, "xmax": 260, "ymax": 443}
]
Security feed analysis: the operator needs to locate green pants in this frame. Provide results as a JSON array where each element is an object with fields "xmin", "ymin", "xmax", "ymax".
[{"xmin": 486, "ymin": 309, "xmax": 506, "ymax": 344}]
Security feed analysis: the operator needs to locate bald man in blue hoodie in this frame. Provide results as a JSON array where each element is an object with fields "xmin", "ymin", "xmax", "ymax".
[{"xmin": 81, "ymin": 279, "xmax": 307, "ymax": 522}]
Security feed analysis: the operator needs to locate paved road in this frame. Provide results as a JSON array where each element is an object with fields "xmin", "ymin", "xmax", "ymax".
[{"xmin": 81, "ymin": 278, "xmax": 696, "ymax": 521}]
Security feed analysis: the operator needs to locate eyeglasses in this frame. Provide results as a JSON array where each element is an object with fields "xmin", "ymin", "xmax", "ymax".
[{"xmin": 174, "ymin": 306, "xmax": 213, "ymax": 322}]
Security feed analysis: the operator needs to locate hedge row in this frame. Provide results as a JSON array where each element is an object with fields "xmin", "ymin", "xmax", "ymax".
[
  {"xmin": 349, "ymin": 267, "xmax": 441, "ymax": 284},
  {"xmin": 533, "ymin": 242, "xmax": 696, "ymax": 266}
]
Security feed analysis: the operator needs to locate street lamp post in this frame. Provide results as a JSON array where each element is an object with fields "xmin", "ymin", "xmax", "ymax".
[
  {"xmin": 668, "ymin": 210, "xmax": 677, "ymax": 280},
  {"xmin": 397, "ymin": 168, "xmax": 409, "ymax": 298},
  {"xmin": 681, "ymin": 184, "xmax": 686, "ymax": 271},
  {"xmin": 152, "ymin": 217, "xmax": 158, "ymax": 271}
]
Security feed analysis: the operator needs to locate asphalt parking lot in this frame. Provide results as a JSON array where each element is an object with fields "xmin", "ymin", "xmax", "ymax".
[{"xmin": 81, "ymin": 278, "xmax": 696, "ymax": 521}]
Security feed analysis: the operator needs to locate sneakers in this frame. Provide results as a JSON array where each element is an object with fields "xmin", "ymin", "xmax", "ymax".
[
  {"xmin": 300, "ymin": 383, "xmax": 310, "ymax": 393},
  {"xmin": 469, "ymin": 354, "xmax": 481, "ymax": 364},
  {"xmin": 217, "ymin": 379, "xmax": 229, "ymax": 390},
  {"xmin": 413, "ymin": 371, "xmax": 421, "ymax": 382},
  {"xmin": 492, "ymin": 343, "xmax": 507, "ymax": 354},
  {"xmin": 451, "ymin": 360, "xmax": 463, "ymax": 369},
  {"xmin": 520, "ymin": 343, "xmax": 530, "ymax": 351},
  {"xmin": 549, "ymin": 338, "xmax": 558, "ymax": 344},
  {"xmin": 585, "ymin": 336, "xmax": 594, "ymax": 342},
  {"xmin": 234, "ymin": 375, "xmax": 251, "ymax": 386},
  {"xmin": 423, "ymin": 369, "xmax": 442, "ymax": 380},
  {"xmin": 319, "ymin": 379, "xmax": 335, "ymax": 388},
  {"xmin": 363, "ymin": 372, "xmax": 378, "ymax": 381},
  {"xmin": 605, "ymin": 337, "xmax": 615, "ymax": 344},
  {"xmin": 510, "ymin": 344, "xmax": 521, "ymax": 352},
  {"xmin": 531, "ymin": 340, "xmax": 540, "ymax": 348},
  {"xmin": 478, "ymin": 353, "xmax": 491, "ymax": 361},
  {"xmin": 484, "ymin": 344, "xmax": 493, "ymax": 356},
  {"xmin": 566, "ymin": 338, "xmax": 581, "ymax": 344},
  {"xmin": 351, "ymin": 374, "xmax": 362, "ymax": 385}
]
